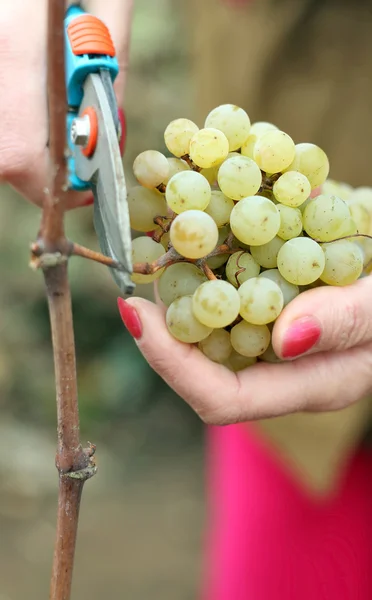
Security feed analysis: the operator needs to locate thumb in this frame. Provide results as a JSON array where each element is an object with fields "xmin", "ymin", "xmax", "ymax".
[{"xmin": 272, "ymin": 275, "xmax": 372, "ymax": 359}]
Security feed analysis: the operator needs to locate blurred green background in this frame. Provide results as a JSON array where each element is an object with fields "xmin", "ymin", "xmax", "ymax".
[{"xmin": 0, "ymin": 2, "xmax": 204, "ymax": 598}]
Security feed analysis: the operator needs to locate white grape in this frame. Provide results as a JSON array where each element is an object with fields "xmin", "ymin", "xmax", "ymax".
[
  {"xmin": 225, "ymin": 251, "xmax": 260, "ymax": 287},
  {"xmin": 230, "ymin": 321, "xmax": 271, "ymax": 357},
  {"xmin": 164, "ymin": 118, "xmax": 199, "ymax": 157},
  {"xmin": 303, "ymin": 194, "xmax": 356, "ymax": 242},
  {"xmin": 273, "ymin": 171, "xmax": 311, "ymax": 207},
  {"xmin": 170, "ymin": 211, "xmax": 218, "ymax": 259},
  {"xmin": 163, "ymin": 157, "xmax": 190, "ymax": 184},
  {"xmin": 128, "ymin": 186, "xmax": 167, "ymax": 232},
  {"xmin": 253, "ymin": 130, "xmax": 296, "ymax": 173},
  {"xmin": 166, "ymin": 296, "xmax": 212, "ymax": 343},
  {"xmin": 322, "ymin": 178, "xmax": 353, "ymax": 201},
  {"xmin": 259, "ymin": 269, "xmax": 299, "ymax": 306},
  {"xmin": 131, "ymin": 237, "xmax": 165, "ymax": 284},
  {"xmin": 204, "ymin": 104, "xmax": 251, "ymax": 151},
  {"xmin": 165, "ymin": 170, "xmax": 211, "ymax": 213},
  {"xmin": 277, "ymin": 237, "xmax": 325, "ymax": 285},
  {"xmin": 133, "ymin": 150, "xmax": 170, "ymax": 188},
  {"xmin": 241, "ymin": 122, "xmax": 278, "ymax": 159},
  {"xmin": 250, "ymin": 236, "xmax": 285, "ymax": 268},
  {"xmin": 204, "ymin": 190, "xmax": 234, "ymax": 226},
  {"xmin": 238, "ymin": 277, "xmax": 284, "ymax": 325},
  {"xmin": 284, "ymin": 143, "xmax": 330, "ymax": 189},
  {"xmin": 189, "ymin": 128, "xmax": 229, "ymax": 169},
  {"xmin": 217, "ymin": 155, "xmax": 262, "ymax": 200},
  {"xmin": 225, "ymin": 350, "xmax": 257, "ymax": 371},
  {"xmin": 277, "ymin": 204, "xmax": 303, "ymax": 240},
  {"xmin": 230, "ymin": 196, "xmax": 280, "ymax": 246},
  {"xmin": 206, "ymin": 225, "xmax": 231, "ymax": 269},
  {"xmin": 192, "ymin": 280, "xmax": 240, "ymax": 328},
  {"xmin": 199, "ymin": 329, "xmax": 233, "ymax": 363},
  {"xmin": 259, "ymin": 343, "xmax": 282, "ymax": 364},
  {"xmin": 320, "ymin": 240, "xmax": 364, "ymax": 286},
  {"xmin": 200, "ymin": 165, "xmax": 219, "ymax": 185},
  {"xmin": 158, "ymin": 263, "xmax": 207, "ymax": 306}
]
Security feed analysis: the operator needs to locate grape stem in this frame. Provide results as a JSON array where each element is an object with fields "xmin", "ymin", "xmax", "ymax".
[
  {"xmin": 199, "ymin": 261, "xmax": 217, "ymax": 280},
  {"xmin": 181, "ymin": 154, "xmax": 202, "ymax": 172}
]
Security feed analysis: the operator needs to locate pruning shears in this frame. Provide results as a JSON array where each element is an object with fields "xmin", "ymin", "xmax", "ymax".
[{"xmin": 64, "ymin": 4, "xmax": 134, "ymax": 295}]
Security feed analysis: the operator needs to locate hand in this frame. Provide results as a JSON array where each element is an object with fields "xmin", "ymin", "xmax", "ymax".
[
  {"xmin": 118, "ymin": 275, "xmax": 372, "ymax": 424},
  {"xmin": 0, "ymin": 0, "xmax": 132, "ymax": 208}
]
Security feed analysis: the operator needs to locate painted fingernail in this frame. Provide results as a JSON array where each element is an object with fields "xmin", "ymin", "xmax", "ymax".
[
  {"xmin": 118, "ymin": 108, "xmax": 126, "ymax": 155},
  {"xmin": 117, "ymin": 298, "xmax": 142, "ymax": 340},
  {"xmin": 281, "ymin": 317, "xmax": 321, "ymax": 358}
]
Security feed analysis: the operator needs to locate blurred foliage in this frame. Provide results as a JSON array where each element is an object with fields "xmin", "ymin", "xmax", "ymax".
[{"xmin": 0, "ymin": 0, "xmax": 202, "ymax": 444}]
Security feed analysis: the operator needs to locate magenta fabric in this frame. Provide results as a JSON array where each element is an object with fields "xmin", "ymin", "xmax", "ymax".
[{"xmin": 201, "ymin": 423, "xmax": 372, "ymax": 600}]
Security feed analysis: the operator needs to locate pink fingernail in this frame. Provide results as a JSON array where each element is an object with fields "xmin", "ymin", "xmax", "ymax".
[
  {"xmin": 117, "ymin": 298, "xmax": 142, "ymax": 340},
  {"xmin": 282, "ymin": 317, "xmax": 321, "ymax": 359}
]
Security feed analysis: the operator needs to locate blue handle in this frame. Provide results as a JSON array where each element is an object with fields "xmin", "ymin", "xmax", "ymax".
[{"xmin": 64, "ymin": 6, "xmax": 119, "ymax": 190}]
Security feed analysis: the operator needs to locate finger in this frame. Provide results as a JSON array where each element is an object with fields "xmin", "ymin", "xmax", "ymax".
[
  {"xmin": 118, "ymin": 297, "xmax": 372, "ymax": 424},
  {"xmin": 273, "ymin": 275, "xmax": 372, "ymax": 359}
]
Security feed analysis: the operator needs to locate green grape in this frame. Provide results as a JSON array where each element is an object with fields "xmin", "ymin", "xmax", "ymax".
[
  {"xmin": 250, "ymin": 236, "xmax": 285, "ymax": 268},
  {"xmin": 284, "ymin": 143, "xmax": 330, "ymax": 189},
  {"xmin": 322, "ymin": 178, "xmax": 353, "ymax": 201},
  {"xmin": 165, "ymin": 170, "xmax": 211, "ymax": 213},
  {"xmin": 128, "ymin": 186, "xmax": 168, "ymax": 232},
  {"xmin": 160, "ymin": 230, "xmax": 170, "ymax": 250},
  {"xmin": 166, "ymin": 296, "xmax": 212, "ymax": 343},
  {"xmin": 273, "ymin": 171, "xmax": 311, "ymax": 207},
  {"xmin": 320, "ymin": 240, "xmax": 364, "ymax": 286},
  {"xmin": 207, "ymin": 225, "xmax": 230, "ymax": 269},
  {"xmin": 253, "ymin": 130, "xmax": 296, "ymax": 173},
  {"xmin": 238, "ymin": 277, "xmax": 284, "ymax": 325},
  {"xmin": 204, "ymin": 190, "xmax": 235, "ymax": 226},
  {"xmin": 131, "ymin": 237, "xmax": 165, "ymax": 284},
  {"xmin": 217, "ymin": 155, "xmax": 262, "ymax": 200},
  {"xmin": 224, "ymin": 350, "xmax": 257, "ymax": 372},
  {"xmin": 230, "ymin": 321, "xmax": 271, "ymax": 357},
  {"xmin": 346, "ymin": 187, "xmax": 372, "ymax": 219},
  {"xmin": 163, "ymin": 157, "xmax": 190, "ymax": 184},
  {"xmin": 259, "ymin": 343, "xmax": 282, "ymax": 363},
  {"xmin": 158, "ymin": 263, "xmax": 207, "ymax": 306},
  {"xmin": 277, "ymin": 237, "xmax": 325, "ymax": 285},
  {"xmin": 204, "ymin": 104, "xmax": 251, "ymax": 151},
  {"xmin": 277, "ymin": 204, "xmax": 303, "ymax": 240},
  {"xmin": 133, "ymin": 150, "xmax": 170, "ymax": 189},
  {"xmin": 347, "ymin": 202, "xmax": 371, "ymax": 235},
  {"xmin": 200, "ymin": 165, "xmax": 219, "ymax": 185},
  {"xmin": 259, "ymin": 269, "xmax": 299, "ymax": 306},
  {"xmin": 303, "ymin": 194, "xmax": 356, "ymax": 242},
  {"xmin": 241, "ymin": 122, "xmax": 278, "ymax": 159},
  {"xmin": 189, "ymin": 128, "xmax": 229, "ymax": 169},
  {"xmin": 164, "ymin": 118, "xmax": 199, "ymax": 157},
  {"xmin": 170, "ymin": 211, "xmax": 218, "ymax": 259},
  {"xmin": 225, "ymin": 251, "xmax": 260, "ymax": 287},
  {"xmin": 198, "ymin": 329, "xmax": 233, "ymax": 364},
  {"xmin": 230, "ymin": 196, "xmax": 280, "ymax": 246},
  {"xmin": 192, "ymin": 280, "xmax": 240, "ymax": 328}
]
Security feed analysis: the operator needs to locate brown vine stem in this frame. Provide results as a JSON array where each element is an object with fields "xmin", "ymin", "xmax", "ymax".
[{"xmin": 29, "ymin": 2, "xmax": 97, "ymax": 599}]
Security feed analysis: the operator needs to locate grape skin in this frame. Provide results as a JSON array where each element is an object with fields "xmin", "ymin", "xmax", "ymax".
[
  {"xmin": 217, "ymin": 155, "xmax": 262, "ymax": 200},
  {"xmin": 273, "ymin": 171, "xmax": 311, "ymax": 208},
  {"xmin": 163, "ymin": 158, "xmax": 190, "ymax": 184},
  {"xmin": 250, "ymin": 236, "xmax": 285, "ymax": 269},
  {"xmin": 224, "ymin": 350, "xmax": 257, "ymax": 372},
  {"xmin": 198, "ymin": 329, "xmax": 233, "ymax": 364},
  {"xmin": 230, "ymin": 196, "xmax": 280, "ymax": 246},
  {"xmin": 253, "ymin": 130, "xmax": 296, "ymax": 173},
  {"xmin": 320, "ymin": 240, "xmax": 364, "ymax": 286},
  {"xmin": 230, "ymin": 321, "xmax": 271, "ymax": 357},
  {"xmin": 204, "ymin": 190, "xmax": 235, "ymax": 227},
  {"xmin": 241, "ymin": 122, "xmax": 278, "ymax": 159},
  {"xmin": 164, "ymin": 118, "xmax": 199, "ymax": 157},
  {"xmin": 205, "ymin": 104, "xmax": 251, "ymax": 151},
  {"xmin": 277, "ymin": 237, "xmax": 326, "ymax": 285},
  {"xmin": 192, "ymin": 280, "xmax": 241, "ymax": 328},
  {"xmin": 165, "ymin": 170, "xmax": 211, "ymax": 214},
  {"xmin": 238, "ymin": 277, "xmax": 284, "ymax": 325},
  {"xmin": 131, "ymin": 237, "xmax": 166, "ymax": 284},
  {"xmin": 170, "ymin": 211, "xmax": 219, "ymax": 259},
  {"xmin": 277, "ymin": 204, "xmax": 303, "ymax": 240},
  {"xmin": 303, "ymin": 194, "xmax": 356, "ymax": 242},
  {"xmin": 158, "ymin": 263, "xmax": 207, "ymax": 307},
  {"xmin": 128, "ymin": 187, "xmax": 168, "ymax": 232},
  {"xmin": 284, "ymin": 143, "xmax": 330, "ymax": 189},
  {"xmin": 166, "ymin": 296, "xmax": 212, "ymax": 343},
  {"xmin": 259, "ymin": 269, "xmax": 299, "ymax": 306},
  {"xmin": 225, "ymin": 251, "xmax": 260, "ymax": 287},
  {"xmin": 133, "ymin": 150, "xmax": 170, "ymax": 189},
  {"xmin": 189, "ymin": 128, "xmax": 229, "ymax": 169}
]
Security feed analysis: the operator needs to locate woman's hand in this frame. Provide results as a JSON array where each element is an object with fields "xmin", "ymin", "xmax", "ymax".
[
  {"xmin": 118, "ymin": 274, "xmax": 372, "ymax": 424},
  {"xmin": 0, "ymin": 0, "xmax": 132, "ymax": 208}
]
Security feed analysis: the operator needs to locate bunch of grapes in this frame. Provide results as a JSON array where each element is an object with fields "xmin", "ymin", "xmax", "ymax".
[{"xmin": 128, "ymin": 104, "xmax": 372, "ymax": 370}]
